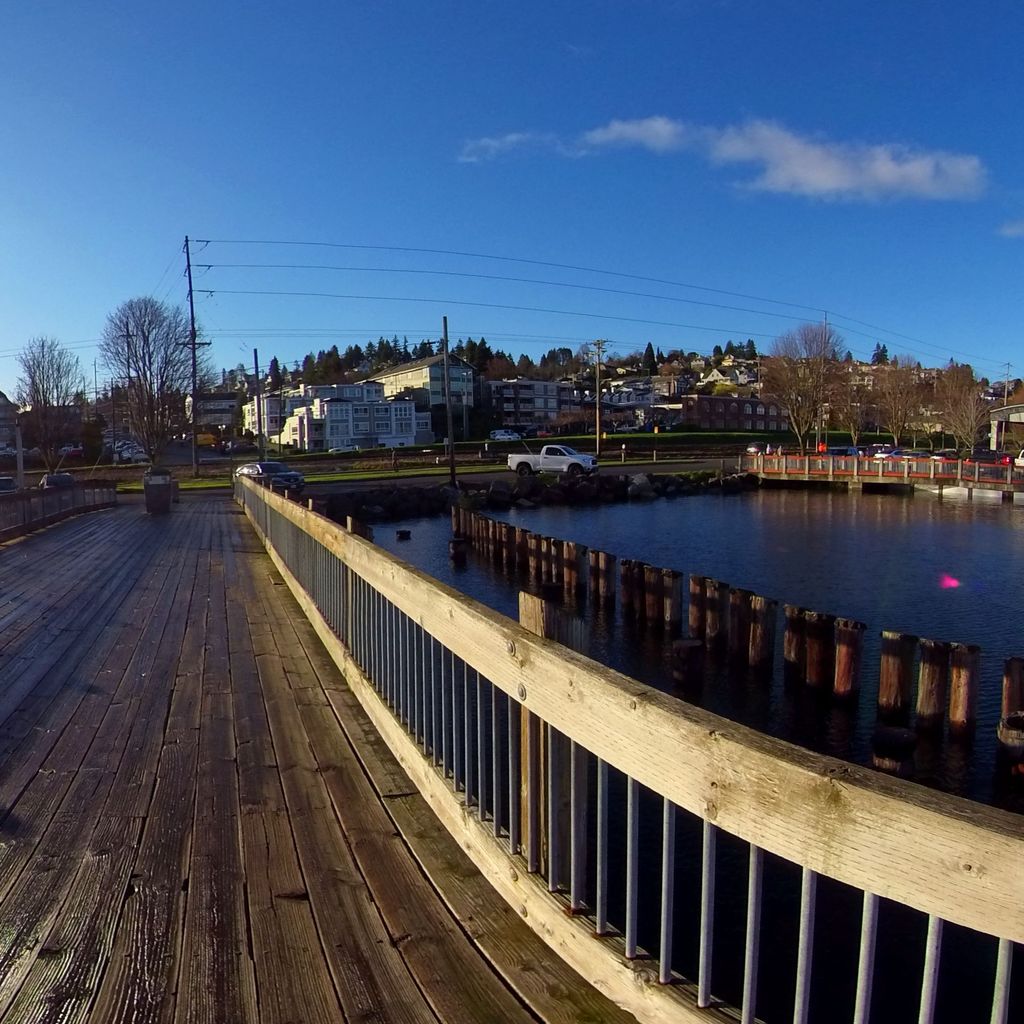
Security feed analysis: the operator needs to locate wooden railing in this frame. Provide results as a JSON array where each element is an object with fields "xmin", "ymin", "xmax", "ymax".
[
  {"xmin": 0, "ymin": 484, "xmax": 118, "ymax": 542},
  {"xmin": 235, "ymin": 478, "xmax": 1022, "ymax": 1024},
  {"xmin": 741, "ymin": 453, "xmax": 1024, "ymax": 487}
]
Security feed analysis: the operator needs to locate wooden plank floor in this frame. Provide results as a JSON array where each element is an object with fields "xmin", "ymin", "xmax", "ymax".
[{"xmin": 0, "ymin": 494, "xmax": 634, "ymax": 1024}]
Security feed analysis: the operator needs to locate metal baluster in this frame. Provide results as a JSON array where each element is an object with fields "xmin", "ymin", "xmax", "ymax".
[
  {"xmin": 698, "ymin": 820, "xmax": 717, "ymax": 1008},
  {"xmin": 853, "ymin": 892, "xmax": 879, "ymax": 1024},
  {"xmin": 431, "ymin": 637, "xmax": 440, "ymax": 765},
  {"xmin": 742, "ymin": 845, "xmax": 763, "ymax": 1024},
  {"xmin": 570, "ymin": 742, "xmax": 586, "ymax": 912},
  {"xmin": 625, "ymin": 776, "xmax": 639, "ymax": 958},
  {"xmin": 547, "ymin": 724, "xmax": 559, "ymax": 892},
  {"xmin": 453, "ymin": 655, "xmax": 464, "ymax": 791},
  {"xmin": 491, "ymin": 682, "xmax": 500, "ymax": 838},
  {"xmin": 419, "ymin": 624, "xmax": 428, "ymax": 753},
  {"xmin": 507, "ymin": 693, "xmax": 521, "ymax": 856},
  {"xmin": 441, "ymin": 647, "xmax": 451, "ymax": 779},
  {"xmin": 792, "ymin": 867, "xmax": 817, "ymax": 1024},
  {"xmin": 990, "ymin": 937, "xmax": 1012, "ymax": 1024},
  {"xmin": 464, "ymin": 660, "xmax": 473, "ymax": 805},
  {"xmin": 659, "ymin": 799, "xmax": 676, "ymax": 984},
  {"xmin": 595, "ymin": 758, "xmax": 608, "ymax": 934},
  {"xmin": 917, "ymin": 915, "xmax": 942, "ymax": 1024},
  {"xmin": 525, "ymin": 711, "xmax": 540, "ymax": 873},
  {"xmin": 476, "ymin": 670, "xmax": 486, "ymax": 821}
]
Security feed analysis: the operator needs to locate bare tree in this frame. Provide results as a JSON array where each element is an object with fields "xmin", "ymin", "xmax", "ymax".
[
  {"xmin": 15, "ymin": 336, "xmax": 84, "ymax": 469},
  {"xmin": 829, "ymin": 379, "xmax": 872, "ymax": 448},
  {"xmin": 934, "ymin": 362, "xmax": 990, "ymax": 450},
  {"xmin": 761, "ymin": 322, "xmax": 843, "ymax": 450},
  {"xmin": 100, "ymin": 297, "xmax": 211, "ymax": 460},
  {"xmin": 874, "ymin": 358, "xmax": 923, "ymax": 446}
]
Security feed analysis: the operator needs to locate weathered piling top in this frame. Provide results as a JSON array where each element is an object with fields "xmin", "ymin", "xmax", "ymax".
[{"xmin": 0, "ymin": 495, "xmax": 625, "ymax": 1024}]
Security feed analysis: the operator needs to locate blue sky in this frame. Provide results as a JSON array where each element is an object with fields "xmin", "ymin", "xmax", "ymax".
[{"xmin": 1, "ymin": 0, "xmax": 1021, "ymax": 398}]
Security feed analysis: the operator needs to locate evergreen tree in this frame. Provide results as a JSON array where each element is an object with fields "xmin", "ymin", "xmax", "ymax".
[
  {"xmin": 267, "ymin": 356, "xmax": 283, "ymax": 392},
  {"xmin": 641, "ymin": 342, "xmax": 658, "ymax": 376},
  {"xmin": 871, "ymin": 343, "xmax": 890, "ymax": 365}
]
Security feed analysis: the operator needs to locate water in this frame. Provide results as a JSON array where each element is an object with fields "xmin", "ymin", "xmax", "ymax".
[{"xmin": 376, "ymin": 487, "xmax": 1024, "ymax": 810}]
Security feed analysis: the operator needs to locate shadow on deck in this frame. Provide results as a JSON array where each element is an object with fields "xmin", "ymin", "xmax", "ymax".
[{"xmin": 0, "ymin": 494, "xmax": 630, "ymax": 1024}]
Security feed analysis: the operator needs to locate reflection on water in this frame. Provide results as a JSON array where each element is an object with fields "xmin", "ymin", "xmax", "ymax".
[{"xmin": 377, "ymin": 489, "xmax": 1024, "ymax": 810}]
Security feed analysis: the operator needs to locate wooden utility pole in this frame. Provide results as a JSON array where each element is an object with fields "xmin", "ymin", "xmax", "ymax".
[
  {"xmin": 183, "ymin": 237, "xmax": 209, "ymax": 477},
  {"xmin": 254, "ymin": 349, "xmax": 265, "ymax": 460},
  {"xmin": 442, "ymin": 316, "xmax": 457, "ymax": 487},
  {"xmin": 593, "ymin": 340, "xmax": 606, "ymax": 457}
]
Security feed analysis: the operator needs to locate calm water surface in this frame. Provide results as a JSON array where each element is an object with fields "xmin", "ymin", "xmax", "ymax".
[{"xmin": 379, "ymin": 487, "xmax": 1024, "ymax": 809}]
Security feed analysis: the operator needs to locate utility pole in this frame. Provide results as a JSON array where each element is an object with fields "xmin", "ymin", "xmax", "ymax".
[
  {"xmin": 441, "ymin": 316, "xmax": 457, "ymax": 487},
  {"xmin": 593, "ymin": 340, "xmax": 607, "ymax": 457},
  {"xmin": 184, "ymin": 236, "xmax": 210, "ymax": 477},
  {"xmin": 254, "ymin": 349, "xmax": 265, "ymax": 461}
]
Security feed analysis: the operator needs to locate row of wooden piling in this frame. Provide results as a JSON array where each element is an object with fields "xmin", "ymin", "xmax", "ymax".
[{"xmin": 451, "ymin": 507, "xmax": 1024, "ymax": 766}]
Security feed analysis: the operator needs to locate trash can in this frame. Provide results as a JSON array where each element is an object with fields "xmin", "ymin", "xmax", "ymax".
[{"xmin": 143, "ymin": 466, "xmax": 173, "ymax": 515}]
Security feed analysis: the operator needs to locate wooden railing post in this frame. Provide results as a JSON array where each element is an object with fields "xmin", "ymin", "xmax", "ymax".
[{"xmin": 518, "ymin": 593, "xmax": 587, "ymax": 891}]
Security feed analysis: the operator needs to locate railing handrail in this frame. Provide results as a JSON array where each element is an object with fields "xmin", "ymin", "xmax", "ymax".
[{"xmin": 236, "ymin": 476, "xmax": 1024, "ymax": 947}]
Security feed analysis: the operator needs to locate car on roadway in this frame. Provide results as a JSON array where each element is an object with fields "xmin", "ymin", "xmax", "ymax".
[
  {"xmin": 234, "ymin": 461, "xmax": 305, "ymax": 494},
  {"xmin": 0, "ymin": 476, "xmax": 17, "ymax": 493},
  {"xmin": 964, "ymin": 448, "xmax": 1012, "ymax": 466},
  {"xmin": 39, "ymin": 472, "xmax": 75, "ymax": 489}
]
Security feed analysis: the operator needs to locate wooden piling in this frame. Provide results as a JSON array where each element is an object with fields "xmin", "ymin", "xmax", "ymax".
[
  {"xmin": 704, "ymin": 578, "xmax": 729, "ymax": 651},
  {"xmin": 916, "ymin": 639, "xmax": 950, "ymax": 730},
  {"xmin": 539, "ymin": 536, "xmax": 551, "ymax": 584},
  {"xmin": 782, "ymin": 605, "xmax": 806, "ymax": 682},
  {"xmin": 803, "ymin": 611, "xmax": 837, "ymax": 688},
  {"xmin": 1001, "ymin": 656, "xmax": 1024, "ymax": 719},
  {"xmin": 688, "ymin": 574, "xmax": 706, "ymax": 639},
  {"xmin": 597, "ymin": 551, "xmax": 616, "ymax": 603},
  {"xmin": 748, "ymin": 594, "xmax": 778, "ymax": 674},
  {"xmin": 448, "ymin": 537, "xmax": 467, "ymax": 565},
  {"xmin": 643, "ymin": 564, "xmax": 662, "ymax": 626},
  {"xmin": 949, "ymin": 643, "xmax": 981, "ymax": 734},
  {"xmin": 450, "ymin": 505, "xmax": 460, "ymax": 535},
  {"xmin": 527, "ymin": 532, "xmax": 541, "ymax": 580},
  {"xmin": 833, "ymin": 618, "xmax": 866, "ymax": 699},
  {"xmin": 662, "ymin": 569, "xmax": 683, "ymax": 635},
  {"xmin": 878, "ymin": 631, "xmax": 918, "ymax": 724},
  {"xmin": 587, "ymin": 549, "xmax": 600, "ymax": 596},
  {"xmin": 727, "ymin": 589, "xmax": 753, "ymax": 661},
  {"xmin": 619, "ymin": 559, "xmax": 636, "ymax": 611},
  {"xmin": 562, "ymin": 541, "xmax": 578, "ymax": 595},
  {"xmin": 515, "ymin": 528, "xmax": 530, "ymax": 573}
]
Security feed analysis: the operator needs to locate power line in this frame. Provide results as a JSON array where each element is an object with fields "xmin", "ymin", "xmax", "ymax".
[
  {"xmin": 194, "ymin": 238, "xmax": 826, "ymax": 315},
  {"xmin": 199, "ymin": 288, "xmax": 779, "ymax": 338},
  {"xmin": 195, "ymin": 262, "xmax": 815, "ymax": 326}
]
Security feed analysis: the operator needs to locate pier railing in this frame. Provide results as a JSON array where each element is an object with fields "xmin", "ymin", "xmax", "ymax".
[
  {"xmin": 236, "ymin": 478, "xmax": 1022, "ymax": 1024},
  {"xmin": 741, "ymin": 453, "xmax": 1022, "ymax": 487},
  {"xmin": 0, "ymin": 483, "xmax": 117, "ymax": 541}
]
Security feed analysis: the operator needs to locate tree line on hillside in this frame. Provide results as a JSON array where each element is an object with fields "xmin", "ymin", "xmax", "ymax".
[{"xmin": 253, "ymin": 335, "xmax": 760, "ymax": 390}]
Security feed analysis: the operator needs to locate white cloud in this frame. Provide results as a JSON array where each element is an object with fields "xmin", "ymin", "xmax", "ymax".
[
  {"xmin": 458, "ymin": 132, "xmax": 549, "ymax": 163},
  {"xmin": 459, "ymin": 115, "xmax": 986, "ymax": 202},
  {"xmin": 704, "ymin": 120, "xmax": 986, "ymax": 201},
  {"xmin": 998, "ymin": 219, "xmax": 1024, "ymax": 238},
  {"xmin": 580, "ymin": 115, "xmax": 689, "ymax": 153}
]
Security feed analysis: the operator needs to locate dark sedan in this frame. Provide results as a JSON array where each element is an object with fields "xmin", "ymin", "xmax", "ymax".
[{"xmin": 234, "ymin": 461, "xmax": 305, "ymax": 494}]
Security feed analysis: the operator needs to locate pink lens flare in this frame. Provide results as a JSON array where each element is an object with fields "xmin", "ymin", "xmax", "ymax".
[{"xmin": 939, "ymin": 573, "xmax": 960, "ymax": 589}]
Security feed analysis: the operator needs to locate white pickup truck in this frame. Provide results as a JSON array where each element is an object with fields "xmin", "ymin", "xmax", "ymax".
[{"xmin": 507, "ymin": 444, "xmax": 599, "ymax": 477}]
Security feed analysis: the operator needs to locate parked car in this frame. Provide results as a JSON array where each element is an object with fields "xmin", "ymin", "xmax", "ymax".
[
  {"xmin": 328, "ymin": 444, "xmax": 362, "ymax": 453},
  {"xmin": 0, "ymin": 476, "xmax": 17, "ymax": 493},
  {"xmin": 826, "ymin": 446, "xmax": 861, "ymax": 457},
  {"xmin": 964, "ymin": 448, "xmax": 1011, "ymax": 466},
  {"xmin": 746, "ymin": 441, "xmax": 767, "ymax": 455},
  {"xmin": 39, "ymin": 473, "xmax": 75, "ymax": 489},
  {"xmin": 931, "ymin": 449, "xmax": 960, "ymax": 461},
  {"xmin": 58, "ymin": 444, "xmax": 84, "ymax": 457},
  {"xmin": 489, "ymin": 430, "xmax": 522, "ymax": 442},
  {"xmin": 234, "ymin": 461, "xmax": 305, "ymax": 494}
]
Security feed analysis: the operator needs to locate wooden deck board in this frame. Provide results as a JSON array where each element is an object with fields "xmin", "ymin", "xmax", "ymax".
[{"xmin": 0, "ymin": 495, "xmax": 630, "ymax": 1024}]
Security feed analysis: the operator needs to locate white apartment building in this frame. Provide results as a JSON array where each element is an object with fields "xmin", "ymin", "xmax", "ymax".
[
  {"xmin": 279, "ymin": 397, "xmax": 431, "ymax": 451},
  {"xmin": 242, "ymin": 383, "xmax": 385, "ymax": 441}
]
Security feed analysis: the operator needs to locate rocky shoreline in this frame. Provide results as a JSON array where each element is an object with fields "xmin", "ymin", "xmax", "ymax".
[{"xmin": 323, "ymin": 470, "xmax": 755, "ymax": 525}]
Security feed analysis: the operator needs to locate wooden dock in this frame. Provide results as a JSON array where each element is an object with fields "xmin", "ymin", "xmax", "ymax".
[{"xmin": 0, "ymin": 494, "xmax": 629, "ymax": 1024}]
